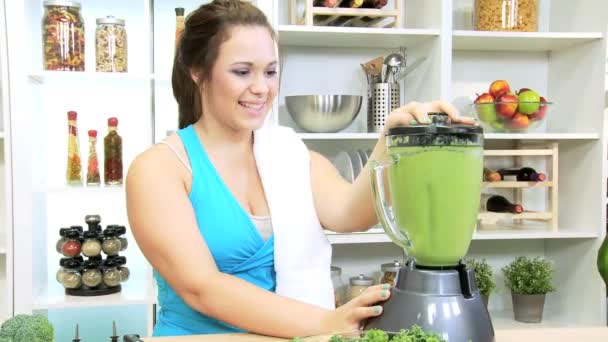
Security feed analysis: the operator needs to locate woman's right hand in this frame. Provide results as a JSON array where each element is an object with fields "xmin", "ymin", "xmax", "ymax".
[{"xmin": 322, "ymin": 284, "xmax": 392, "ymax": 334}]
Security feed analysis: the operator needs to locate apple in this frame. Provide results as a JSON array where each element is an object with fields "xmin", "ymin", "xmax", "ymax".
[
  {"xmin": 518, "ymin": 90, "xmax": 541, "ymax": 114},
  {"xmin": 508, "ymin": 112, "xmax": 530, "ymax": 130},
  {"xmin": 490, "ymin": 120, "xmax": 506, "ymax": 132},
  {"xmin": 517, "ymin": 88, "xmax": 531, "ymax": 95},
  {"xmin": 474, "ymin": 93, "xmax": 497, "ymax": 123},
  {"xmin": 530, "ymin": 96, "xmax": 548, "ymax": 121},
  {"xmin": 489, "ymin": 80, "xmax": 511, "ymax": 98},
  {"xmin": 495, "ymin": 92, "xmax": 518, "ymax": 119}
]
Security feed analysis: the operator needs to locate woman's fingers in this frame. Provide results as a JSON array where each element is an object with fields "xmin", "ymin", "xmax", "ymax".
[
  {"xmin": 351, "ymin": 284, "xmax": 391, "ymax": 307},
  {"xmin": 350, "ymin": 305, "xmax": 384, "ymax": 322},
  {"xmin": 387, "ymin": 100, "xmax": 478, "ymax": 127},
  {"xmin": 385, "ymin": 110, "xmax": 416, "ymax": 128}
]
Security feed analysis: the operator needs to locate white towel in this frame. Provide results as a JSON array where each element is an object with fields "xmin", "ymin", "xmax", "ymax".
[{"xmin": 253, "ymin": 125, "xmax": 335, "ymax": 310}]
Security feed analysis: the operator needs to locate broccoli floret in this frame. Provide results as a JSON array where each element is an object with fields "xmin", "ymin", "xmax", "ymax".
[
  {"xmin": 0, "ymin": 314, "xmax": 53, "ymax": 342},
  {"xmin": 329, "ymin": 335, "xmax": 347, "ymax": 342},
  {"xmin": 289, "ymin": 338, "xmax": 304, "ymax": 342},
  {"xmin": 361, "ymin": 329, "xmax": 389, "ymax": 342}
]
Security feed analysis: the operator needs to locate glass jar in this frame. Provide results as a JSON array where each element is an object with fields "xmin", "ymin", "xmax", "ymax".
[
  {"xmin": 331, "ymin": 266, "xmax": 346, "ymax": 307},
  {"xmin": 474, "ymin": 0, "xmax": 538, "ymax": 32},
  {"xmin": 115, "ymin": 225, "xmax": 128, "ymax": 251},
  {"xmin": 103, "ymin": 259, "xmax": 122, "ymax": 287},
  {"xmin": 61, "ymin": 230, "xmax": 82, "ymax": 257},
  {"xmin": 380, "ymin": 260, "xmax": 402, "ymax": 288},
  {"xmin": 119, "ymin": 266, "xmax": 130, "ymax": 282},
  {"xmin": 57, "ymin": 258, "xmax": 80, "ymax": 284},
  {"xmin": 86, "ymin": 130, "xmax": 101, "ymax": 185},
  {"xmin": 66, "ymin": 111, "xmax": 83, "ymax": 185},
  {"xmin": 348, "ymin": 274, "xmax": 374, "ymax": 301},
  {"xmin": 55, "ymin": 228, "xmax": 70, "ymax": 253},
  {"xmin": 61, "ymin": 268, "xmax": 83, "ymax": 289},
  {"xmin": 102, "ymin": 230, "xmax": 122, "ymax": 255},
  {"xmin": 104, "ymin": 117, "xmax": 123, "ymax": 186},
  {"xmin": 95, "ymin": 16, "xmax": 128, "ymax": 72},
  {"xmin": 82, "ymin": 261, "xmax": 102, "ymax": 288},
  {"xmin": 42, "ymin": 1, "xmax": 85, "ymax": 71},
  {"xmin": 81, "ymin": 231, "xmax": 102, "ymax": 257}
]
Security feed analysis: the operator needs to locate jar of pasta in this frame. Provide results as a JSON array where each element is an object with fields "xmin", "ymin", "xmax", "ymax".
[
  {"xmin": 95, "ymin": 16, "xmax": 128, "ymax": 72},
  {"xmin": 42, "ymin": 1, "xmax": 85, "ymax": 71},
  {"xmin": 474, "ymin": 0, "xmax": 538, "ymax": 32}
]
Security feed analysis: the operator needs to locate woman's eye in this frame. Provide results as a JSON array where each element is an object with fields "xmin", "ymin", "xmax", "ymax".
[
  {"xmin": 232, "ymin": 70, "xmax": 250, "ymax": 76},
  {"xmin": 266, "ymin": 70, "xmax": 278, "ymax": 77}
]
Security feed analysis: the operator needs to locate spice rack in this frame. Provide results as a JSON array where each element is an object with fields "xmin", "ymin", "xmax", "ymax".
[
  {"xmin": 55, "ymin": 215, "xmax": 130, "ymax": 297},
  {"xmin": 477, "ymin": 142, "xmax": 559, "ymax": 231},
  {"xmin": 289, "ymin": 0, "xmax": 402, "ymax": 28}
]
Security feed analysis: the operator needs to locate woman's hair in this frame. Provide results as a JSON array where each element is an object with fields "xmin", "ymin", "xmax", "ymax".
[{"xmin": 172, "ymin": 0, "xmax": 275, "ymax": 129}]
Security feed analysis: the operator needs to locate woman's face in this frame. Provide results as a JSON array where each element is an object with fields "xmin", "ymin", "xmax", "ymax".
[{"xmin": 201, "ymin": 25, "xmax": 278, "ymax": 132}]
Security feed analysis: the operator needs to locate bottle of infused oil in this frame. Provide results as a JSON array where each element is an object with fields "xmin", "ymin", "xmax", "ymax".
[
  {"xmin": 104, "ymin": 117, "xmax": 123, "ymax": 186},
  {"xmin": 86, "ymin": 129, "xmax": 101, "ymax": 186},
  {"xmin": 66, "ymin": 111, "xmax": 83, "ymax": 185}
]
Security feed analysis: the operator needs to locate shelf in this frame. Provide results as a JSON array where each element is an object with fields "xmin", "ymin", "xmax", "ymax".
[
  {"xmin": 33, "ymin": 283, "xmax": 152, "ymax": 310},
  {"xmin": 483, "ymin": 181, "xmax": 553, "ymax": 188},
  {"xmin": 34, "ymin": 185, "xmax": 124, "ymax": 194},
  {"xmin": 489, "ymin": 310, "xmax": 595, "ymax": 330},
  {"xmin": 277, "ymin": 25, "xmax": 439, "ymax": 48},
  {"xmin": 478, "ymin": 211, "xmax": 552, "ymax": 221},
  {"xmin": 297, "ymin": 132, "xmax": 600, "ymax": 141},
  {"xmin": 452, "ymin": 31, "xmax": 603, "ymax": 51},
  {"xmin": 484, "ymin": 149, "xmax": 552, "ymax": 156},
  {"xmin": 27, "ymin": 71, "xmax": 154, "ymax": 84}
]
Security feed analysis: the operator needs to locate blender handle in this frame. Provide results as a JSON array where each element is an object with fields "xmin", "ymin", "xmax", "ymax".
[{"xmin": 370, "ymin": 160, "xmax": 410, "ymax": 250}]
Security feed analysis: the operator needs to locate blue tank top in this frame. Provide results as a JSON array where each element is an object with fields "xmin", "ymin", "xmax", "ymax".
[{"xmin": 153, "ymin": 125, "xmax": 276, "ymax": 336}]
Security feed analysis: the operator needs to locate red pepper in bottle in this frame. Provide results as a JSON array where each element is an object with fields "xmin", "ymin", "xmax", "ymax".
[
  {"xmin": 104, "ymin": 117, "xmax": 123, "ymax": 186},
  {"xmin": 86, "ymin": 130, "xmax": 101, "ymax": 186}
]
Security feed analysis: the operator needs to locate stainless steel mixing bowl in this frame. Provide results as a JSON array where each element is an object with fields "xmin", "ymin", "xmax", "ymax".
[{"xmin": 285, "ymin": 95, "xmax": 362, "ymax": 133}]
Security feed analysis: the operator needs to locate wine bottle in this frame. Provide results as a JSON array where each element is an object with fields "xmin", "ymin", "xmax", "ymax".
[
  {"xmin": 483, "ymin": 167, "xmax": 501, "ymax": 182},
  {"xmin": 497, "ymin": 167, "xmax": 547, "ymax": 182},
  {"xmin": 481, "ymin": 195, "xmax": 523, "ymax": 213},
  {"xmin": 341, "ymin": 0, "xmax": 365, "ymax": 8},
  {"xmin": 314, "ymin": 0, "xmax": 342, "ymax": 7},
  {"xmin": 362, "ymin": 0, "xmax": 388, "ymax": 9},
  {"xmin": 597, "ymin": 233, "xmax": 608, "ymax": 288}
]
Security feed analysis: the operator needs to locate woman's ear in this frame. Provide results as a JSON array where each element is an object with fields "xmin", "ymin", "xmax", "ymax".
[{"xmin": 190, "ymin": 69, "xmax": 200, "ymax": 84}]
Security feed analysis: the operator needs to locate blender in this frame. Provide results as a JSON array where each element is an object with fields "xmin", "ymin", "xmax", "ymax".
[{"xmin": 366, "ymin": 113, "xmax": 494, "ymax": 342}]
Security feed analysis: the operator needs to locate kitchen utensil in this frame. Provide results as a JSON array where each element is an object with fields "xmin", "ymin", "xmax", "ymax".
[
  {"xmin": 363, "ymin": 56, "xmax": 384, "ymax": 77},
  {"xmin": 366, "ymin": 113, "xmax": 494, "ymax": 341},
  {"xmin": 395, "ymin": 57, "xmax": 427, "ymax": 82},
  {"xmin": 334, "ymin": 151, "xmax": 354, "ymax": 183},
  {"xmin": 347, "ymin": 150, "xmax": 363, "ymax": 178},
  {"xmin": 285, "ymin": 95, "xmax": 362, "ymax": 133},
  {"xmin": 368, "ymin": 82, "xmax": 399, "ymax": 133}
]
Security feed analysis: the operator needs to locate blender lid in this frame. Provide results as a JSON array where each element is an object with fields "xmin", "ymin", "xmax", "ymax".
[
  {"xmin": 386, "ymin": 112, "xmax": 483, "ymax": 147},
  {"xmin": 381, "ymin": 260, "xmax": 403, "ymax": 272},
  {"xmin": 350, "ymin": 274, "xmax": 374, "ymax": 286}
]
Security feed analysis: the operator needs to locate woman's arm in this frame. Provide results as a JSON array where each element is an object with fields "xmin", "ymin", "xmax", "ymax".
[
  {"xmin": 126, "ymin": 147, "xmax": 388, "ymax": 338},
  {"xmin": 312, "ymin": 101, "xmax": 476, "ymax": 233}
]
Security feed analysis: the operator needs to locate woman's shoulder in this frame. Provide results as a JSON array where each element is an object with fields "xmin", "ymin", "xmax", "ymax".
[{"xmin": 128, "ymin": 134, "xmax": 188, "ymax": 180}]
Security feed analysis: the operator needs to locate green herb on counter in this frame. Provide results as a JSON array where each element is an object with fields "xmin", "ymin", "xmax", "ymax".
[{"xmin": 289, "ymin": 326, "xmax": 445, "ymax": 342}]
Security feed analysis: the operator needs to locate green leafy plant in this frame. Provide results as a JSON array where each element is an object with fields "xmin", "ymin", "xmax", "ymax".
[
  {"xmin": 0, "ymin": 314, "xmax": 54, "ymax": 342},
  {"xmin": 502, "ymin": 256, "xmax": 556, "ymax": 295},
  {"xmin": 290, "ymin": 326, "xmax": 445, "ymax": 342},
  {"xmin": 465, "ymin": 258, "xmax": 496, "ymax": 297}
]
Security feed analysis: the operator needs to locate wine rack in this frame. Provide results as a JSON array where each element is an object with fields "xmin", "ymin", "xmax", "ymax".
[
  {"xmin": 478, "ymin": 142, "xmax": 559, "ymax": 231},
  {"xmin": 289, "ymin": 0, "xmax": 402, "ymax": 28}
]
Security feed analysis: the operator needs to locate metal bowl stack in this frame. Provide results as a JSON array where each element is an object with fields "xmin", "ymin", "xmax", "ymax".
[{"xmin": 285, "ymin": 95, "xmax": 362, "ymax": 133}]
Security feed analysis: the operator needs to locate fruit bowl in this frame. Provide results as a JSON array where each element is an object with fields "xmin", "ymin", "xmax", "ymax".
[{"xmin": 471, "ymin": 100, "xmax": 551, "ymax": 133}]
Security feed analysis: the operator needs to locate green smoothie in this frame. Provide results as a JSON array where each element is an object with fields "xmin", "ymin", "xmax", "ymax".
[{"xmin": 386, "ymin": 145, "xmax": 482, "ymax": 267}]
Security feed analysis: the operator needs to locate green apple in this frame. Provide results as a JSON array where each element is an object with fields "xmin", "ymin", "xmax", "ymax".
[
  {"xmin": 474, "ymin": 93, "xmax": 497, "ymax": 123},
  {"xmin": 518, "ymin": 90, "xmax": 541, "ymax": 114},
  {"xmin": 490, "ymin": 120, "xmax": 506, "ymax": 132}
]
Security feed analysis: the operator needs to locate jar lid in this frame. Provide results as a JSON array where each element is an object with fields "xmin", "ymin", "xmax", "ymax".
[
  {"xmin": 349, "ymin": 274, "xmax": 374, "ymax": 286},
  {"xmin": 114, "ymin": 225, "xmax": 127, "ymax": 236},
  {"xmin": 331, "ymin": 266, "xmax": 342, "ymax": 276},
  {"xmin": 103, "ymin": 227, "xmax": 117, "ymax": 237},
  {"xmin": 60, "ymin": 257, "xmax": 81, "ymax": 268},
  {"xmin": 85, "ymin": 214, "xmax": 101, "ymax": 225},
  {"xmin": 381, "ymin": 260, "xmax": 403, "ymax": 272},
  {"xmin": 44, "ymin": 0, "xmax": 81, "ymax": 8},
  {"xmin": 104, "ymin": 258, "xmax": 119, "ymax": 268},
  {"xmin": 83, "ymin": 231, "xmax": 99, "ymax": 239},
  {"xmin": 83, "ymin": 260, "xmax": 100, "ymax": 269},
  {"xmin": 386, "ymin": 113, "xmax": 483, "ymax": 147},
  {"xmin": 65, "ymin": 229, "xmax": 81, "ymax": 239},
  {"xmin": 96, "ymin": 15, "xmax": 125, "ymax": 25},
  {"xmin": 70, "ymin": 225, "xmax": 83, "ymax": 232},
  {"xmin": 59, "ymin": 227, "xmax": 70, "ymax": 236}
]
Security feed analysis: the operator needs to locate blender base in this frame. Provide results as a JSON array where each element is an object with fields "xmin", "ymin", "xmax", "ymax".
[{"xmin": 365, "ymin": 263, "xmax": 495, "ymax": 342}]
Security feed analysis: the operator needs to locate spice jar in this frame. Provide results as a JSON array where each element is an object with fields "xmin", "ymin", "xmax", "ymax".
[
  {"xmin": 119, "ymin": 266, "xmax": 130, "ymax": 282},
  {"xmin": 114, "ymin": 225, "xmax": 128, "ymax": 251},
  {"xmin": 104, "ymin": 117, "xmax": 123, "ymax": 186},
  {"xmin": 474, "ymin": 0, "xmax": 538, "ymax": 32},
  {"xmin": 42, "ymin": 1, "xmax": 85, "ymax": 71},
  {"xmin": 348, "ymin": 274, "xmax": 374, "ymax": 301},
  {"xmin": 81, "ymin": 260, "xmax": 102, "ymax": 288},
  {"xmin": 102, "ymin": 229, "xmax": 122, "ymax": 255},
  {"xmin": 56, "ymin": 258, "xmax": 76, "ymax": 284},
  {"xmin": 81, "ymin": 231, "xmax": 102, "ymax": 257},
  {"xmin": 103, "ymin": 259, "xmax": 122, "ymax": 287},
  {"xmin": 61, "ymin": 268, "xmax": 83, "ymax": 289},
  {"xmin": 55, "ymin": 228, "xmax": 70, "ymax": 253},
  {"xmin": 331, "ymin": 266, "xmax": 346, "ymax": 307},
  {"xmin": 380, "ymin": 260, "xmax": 402, "ymax": 288},
  {"xmin": 66, "ymin": 111, "xmax": 83, "ymax": 185},
  {"xmin": 95, "ymin": 16, "xmax": 128, "ymax": 72},
  {"xmin": 61, "ymin": 230, "xmax": 82, "ymax": 257}
]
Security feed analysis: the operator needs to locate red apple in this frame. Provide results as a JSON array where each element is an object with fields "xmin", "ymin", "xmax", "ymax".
[
  {"xmin": 474, "ymin": 93, "xmax": 497, "ymax": 122},
  {"xmin": 508, "ymin": 112, "xmax": 530, "ymax": 130},
  {"xmin": 530, "ymin": 96, "xmax": 548, "ymax": 121},
  {"xmin": 489, "ymin": 80, "xmax": 511, "ymax": 98},
  {"xmin": 495, "ymin": 92, "xmax": 518, "ymax": 119}
]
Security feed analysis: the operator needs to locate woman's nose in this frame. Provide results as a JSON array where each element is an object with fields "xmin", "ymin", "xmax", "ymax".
[{"xmin": 249, "ymin": 73, "xmax": 269, "ymax": 94}]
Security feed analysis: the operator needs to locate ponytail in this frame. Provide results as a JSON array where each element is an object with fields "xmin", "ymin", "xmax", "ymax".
[{"xmin": 172, "ymin": 51, "xmax": 202, "ymax": 129}]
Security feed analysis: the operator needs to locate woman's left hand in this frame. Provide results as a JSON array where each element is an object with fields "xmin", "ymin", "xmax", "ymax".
[{"xmin": 384, "ymin": 100, "xmax": 477, "ymax": 131}]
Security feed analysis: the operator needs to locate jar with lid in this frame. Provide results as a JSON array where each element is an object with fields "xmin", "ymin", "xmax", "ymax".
[
  {"xmin": 104, "ymin": 117, "xmax": 123, "ymax": 186},
  {"xmin": 380, "ymin": 260, "xmax": 402, "ymax": 288},
  {"xmin": 81, "ymin": 260, "xmax": 102, "ymax": 288},
  {"xmin": 85, "ymin": 214, "xmax": 102, "ymax": 232},
  {"xmin": 114, "ymin": 225, "xmax": 128, "ymax": 251},
  {"xmin": 102, "ymin": 258, "xmax": 122, "ymax": 287},
  {"xmin": 331, "ymin": 266, "xmax": 346, "ymax": 307},
  {"xmin": 42, "ymin": 1, "xmax": 85, "ymax": 71},
  {"xmin": 55, "ymin": 227, "xmax": 70, "ymax": 253},
  {"xmin": 60, "ymin": 258, "xmax": 82, "ymax": 289},
  {"xmin": 61, "ymin": 229, "xmax": 82, "ymax": 257},
  {"xmin": 95, "ymin": 16, "xmax": 128, "ymax": 72},
  {"xmin": 81, "ymin": 231, "xmax": 102, "ymax": 257},
  {"xmin": 102, "ymin": 228, "xmax": 122, "ymax": 255},
  {"xmin": 348, "ymin": 274, "xmax": 374, "ymax": 301},
  {"xmin": 474, "ymin": 0, "xmax": 538, "ymax": 32}
]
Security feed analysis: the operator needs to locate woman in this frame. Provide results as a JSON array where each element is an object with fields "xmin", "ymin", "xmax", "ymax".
[{"xmin": 126, "ymin": 0, "xmax": 475, "ymax": 338}]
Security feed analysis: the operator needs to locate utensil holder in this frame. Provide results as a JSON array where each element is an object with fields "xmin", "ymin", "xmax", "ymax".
[{"xmin": 368, "ymin": 82, "xmax": 400, "ymax": 133}]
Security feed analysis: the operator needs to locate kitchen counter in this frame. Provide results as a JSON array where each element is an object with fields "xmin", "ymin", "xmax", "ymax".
[{"xmin": 144, "ymin": 327, "xmax": 608, "ymax": 341}]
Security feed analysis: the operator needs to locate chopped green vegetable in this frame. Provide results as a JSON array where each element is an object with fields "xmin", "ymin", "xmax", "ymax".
[{"xmin": 0, "ymin": 314, "xmax": 54, "ymax": 342}]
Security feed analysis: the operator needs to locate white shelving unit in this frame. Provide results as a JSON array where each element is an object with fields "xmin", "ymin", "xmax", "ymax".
[{"xmin": 2, "ymin": 0, "xmax": 607, "ymax": 338}]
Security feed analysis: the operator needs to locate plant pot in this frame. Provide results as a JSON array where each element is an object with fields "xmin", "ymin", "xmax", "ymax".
[
  {"xmin": 511, "ymin": 292, "xmax": 545, "ymax": 323},
  {"xmin": 481, "ymin": 294, "xmax": 489, "ymax": 308}
]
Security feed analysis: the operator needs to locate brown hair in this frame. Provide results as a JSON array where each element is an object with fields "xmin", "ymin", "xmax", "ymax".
[{"xmin": 172, "ymin": 0, "xmax": 275, "ymax": 129}]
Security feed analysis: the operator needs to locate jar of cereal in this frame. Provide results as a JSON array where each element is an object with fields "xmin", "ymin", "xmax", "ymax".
[
  {"xmin": 474, "ymin": 0, "xmax": 538, "ymax": 32},
  {"xmin": 95, "ymin": 16, "xmax": 128, "ymax": 72},
  {"xmin": 348, "ymin": 274, "xmax": 374, "ymax": 301}
]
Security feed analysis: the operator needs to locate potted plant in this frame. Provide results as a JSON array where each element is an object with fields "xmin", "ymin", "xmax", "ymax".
[
  {"xmin": 502, "ymin": 256, "xmax": 555, "ymax": 323},
  {"xmin": 465, "ymin": 258, "xmax": 496, "ymax": 308}
]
